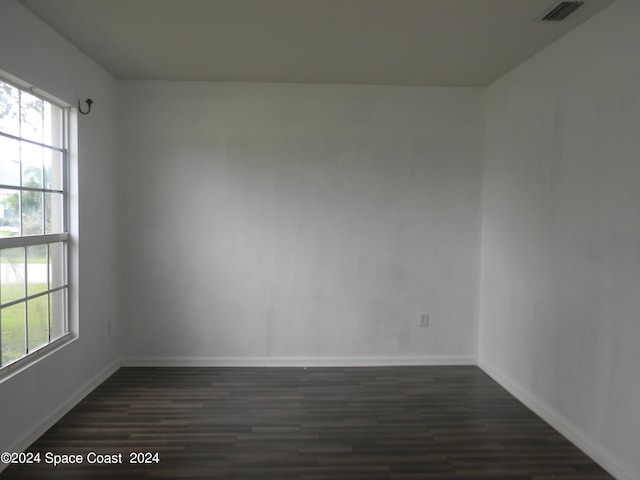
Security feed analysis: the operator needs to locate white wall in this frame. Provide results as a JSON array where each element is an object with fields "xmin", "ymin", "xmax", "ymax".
[
  {"xmin": 0, "ymin": 0, "xmax": 120, "ymax": 461},
  {"xmin": 119, "ymin": 81, "xmax": 484, "ymax": 365},
  {"xmin": 479, "ymin": 0, "xmax": 640, "ymax": 478}
]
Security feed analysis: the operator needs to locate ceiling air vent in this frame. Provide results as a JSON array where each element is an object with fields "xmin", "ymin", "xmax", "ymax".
[{"xmin": 539, "ymin": 1, "xmax": 585, "ymax": 21}]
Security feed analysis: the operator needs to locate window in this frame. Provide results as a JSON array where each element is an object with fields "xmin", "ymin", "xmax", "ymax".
[{"xmin": 0, "ymin": 76, "xmax": 69, "ymax": 370}]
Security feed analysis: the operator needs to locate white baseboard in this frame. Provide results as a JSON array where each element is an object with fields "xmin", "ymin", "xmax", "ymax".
[
  {"xmin": 122, "ymin": 355, "xmax": 476, "ymax": 368},
  {"xmin": 479, "ymin": 359, "xmax": 633, "ymax": 480},
  {"xmin": 0, "ymin": 359, "xmax": 121, "ymax": 474}
]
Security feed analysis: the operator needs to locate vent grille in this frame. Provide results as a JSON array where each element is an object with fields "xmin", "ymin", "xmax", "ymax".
[{"xmin": 540, "ymin": 1, "xmax": 585, "ymax": 21}]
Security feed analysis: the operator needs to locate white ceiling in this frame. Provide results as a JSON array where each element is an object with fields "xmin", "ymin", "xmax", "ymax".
[{"xmin": 20, "ymin": 0, "xmax": 614, "ymax": 86}]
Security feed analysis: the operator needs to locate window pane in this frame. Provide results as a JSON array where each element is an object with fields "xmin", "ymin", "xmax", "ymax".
[
  {"xmin": 27, "ymin": 295, "xmax": 48, "ymax": 352},
  {"xmin": 43, "ymin": 102, "xmax": 63, "ymax": 149},
  {"xmin": 21, "ymin": 142, "xmax": 43, "ymax": 188},
  {"xmin": 0, "ymin": 247, "xmax": 25, "ymax": 305},
  {"xmin": 0, "ymin": 188, "xmax": 20, "ymax": 237},
  {"xmin": 1, "ymin": 302, "xmax": 25, "ymax": 365},
  {"xmin": 22, "ymin": 190, "xmax": 43, "ymax": 235},
  {"xmin": 0, "ymin": 136, "xmax": 21, "ymax": 187},
  {"xmin": 27, "ymin": 245, "xmax": 47, "ymax": 296},
  {"xmin": 0, "ymin": 81, "xmax": 20, "ymax": 137},
  {"xmin": 45, "ymin": 192, "xmax": 64, "ymax": 234},
  {"xmin": 20, "ymin": 91, "xmax": 44, "ymax": 144},
  {"xmin": 48, "ymin": 242, "xmax": 65, "ymax": 289},
  {"xmin": 0, "ymin": 76, "xmax": 68, "ymax": 369},
  {"xmin": 44, "ymin": 149, "xmax": 63, "ymax": 190},
  {"xmin": 49, "ymin": 289, "xmax": 66, "ymax": 340}
]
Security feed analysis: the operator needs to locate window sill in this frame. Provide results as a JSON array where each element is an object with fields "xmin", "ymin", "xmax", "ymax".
[{"xmin": 0, "ymin": 333, "xmax": 76, "ymax": 384}]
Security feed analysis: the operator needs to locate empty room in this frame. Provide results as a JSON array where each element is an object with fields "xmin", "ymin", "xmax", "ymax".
[{"xmin": 0, "ymin": 0, "xmax": 638, "ymax": 478}]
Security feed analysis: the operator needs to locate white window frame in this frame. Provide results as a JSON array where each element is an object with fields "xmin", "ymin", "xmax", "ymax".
[{"xmin": 0, "ymin": 73, "xmax": 72, "ymax": 376}]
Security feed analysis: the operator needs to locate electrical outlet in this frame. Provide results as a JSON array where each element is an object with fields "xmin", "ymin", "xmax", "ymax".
[{"xmin": 419, "ymin": 313, "xmax": 430, "ymax": 328}]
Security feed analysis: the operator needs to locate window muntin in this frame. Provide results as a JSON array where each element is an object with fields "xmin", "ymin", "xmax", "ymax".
[{"xmin": 0, "ymin": 77, "xmax": 69, "ymax": 369}]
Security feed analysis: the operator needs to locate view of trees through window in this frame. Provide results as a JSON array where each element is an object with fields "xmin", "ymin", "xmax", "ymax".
[{"xmin": 0, "ymin": 78, "xmax": 68, "ymax": 368}]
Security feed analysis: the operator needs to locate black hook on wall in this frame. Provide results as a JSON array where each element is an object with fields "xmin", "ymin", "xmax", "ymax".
[{"xmin": 79, "ymin": 98, "xmax": 94, "ymax": 115}]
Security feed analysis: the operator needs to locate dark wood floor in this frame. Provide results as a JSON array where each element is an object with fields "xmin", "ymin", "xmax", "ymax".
[{"xmin": 2, "ymin": 366, "xmax": 613, "ymax": 479}]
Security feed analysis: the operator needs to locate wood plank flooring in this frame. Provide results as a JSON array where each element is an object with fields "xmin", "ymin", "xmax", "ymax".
[{"xmin": 2, "ymin": 366, "xmax": 614, "ymax": 479}]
